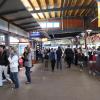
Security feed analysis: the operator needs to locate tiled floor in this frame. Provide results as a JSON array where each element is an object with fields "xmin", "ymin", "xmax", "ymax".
[{"xmin": 0, "ymin": 63, "xmax": 100, "ymax": 100}]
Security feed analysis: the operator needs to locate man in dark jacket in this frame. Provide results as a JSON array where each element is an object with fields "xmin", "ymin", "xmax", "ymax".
[
  {"xmin": 56, "ymin": 47, "xmax": 62, "ymax": 70},
  {"xmin": 49, "ymin": 49, "xmax": 56, "ymax": 72},
  {"xmin": 0, "ymin": 45, "xmax": 11, "ymax": 86},
  {"xmin": 64, "ymin": 45, "xmax": 74, "ymax": 68}
]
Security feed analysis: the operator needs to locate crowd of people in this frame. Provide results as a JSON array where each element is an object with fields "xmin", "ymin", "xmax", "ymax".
[
  {"xmin": 0, "ymin": 44, "xmax": 100, "ymax": 89},
  {"xmin": 0, "ymin": 45, "xmax": 33, "ymax": 89},
  {"xmin": 36, "ymin": 46, "xmax": 100, "ymax": 72}
]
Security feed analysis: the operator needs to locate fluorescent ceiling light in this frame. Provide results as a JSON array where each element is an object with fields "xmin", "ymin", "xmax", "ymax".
[
  {"xmin": 20, "ymin": 0, "xmax": 33, "ymax": 11},
  {"xmin": 38, "ymin": 13, "xmax": 44, "ymax": 19},
  {"xmin": 42, "ymin": 38, "xmax": 48, "ymax": 42},
  {"xmin": 31, "ymin": 13, "xmax": 39, "ymax": 19},
  {"xmin": 30, "ymin": 0, "xmax": 40, "ymax": 10}
]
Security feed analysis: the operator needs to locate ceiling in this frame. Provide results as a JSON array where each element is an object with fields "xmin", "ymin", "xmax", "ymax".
[
  {"xmin": 22, "ymin": 0, "xmax": 97, "ymax": 20},
  {"xmin": 0, "ymin": 0, "xmax": 40, "ymax": 30},
  {"xmin": 0, "ymin": 0, "xmax": 97, "ymax": 38}
]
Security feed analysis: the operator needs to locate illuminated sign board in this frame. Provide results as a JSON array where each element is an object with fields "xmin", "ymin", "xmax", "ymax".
[{"xmin": 29, "ymin": 32, "xmax": 41, "ymax": 39}]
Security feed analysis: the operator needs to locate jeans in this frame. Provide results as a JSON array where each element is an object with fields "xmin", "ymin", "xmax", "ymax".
[
  {"xmin": 44, "ymin": 59, "xmax": 48, "ymax": 69},
  {"xmin": 10, "ymin": 72, "xmax": 19, "ymax": 88},
  {"xmin": 0, "ymin": 65, "xmax": 11, "ymax": 86},
  {"xmin": 51, "ymin": 60, "xmax": 56, "ymax": 72},
  {"xmin": 66, "ymin": 57, "xmax": 72, "ymax": 68},
  {"xmin": 57, "ymin": 59, "xmax": 62, "ymax": 70},
  {"xmin": 25, "ymin": 66, "xmax": 31, "ymax": 82},
  {"xmin": 79, "ymin": 61, "xmax": 84, "ymax": 70},
  {"xmin": 75, "ymin": 57, "xmax": 78, "ymax": 66}
]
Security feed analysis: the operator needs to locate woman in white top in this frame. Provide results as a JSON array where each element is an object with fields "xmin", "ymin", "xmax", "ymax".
[{"xmin": 8, "ymin": 47, "xmax": 19, "ymax": 89}]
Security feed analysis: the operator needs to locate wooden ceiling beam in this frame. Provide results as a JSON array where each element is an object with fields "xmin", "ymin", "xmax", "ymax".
[
  {"xmin": 28, "ymin": 0, "xmax": 40, "ymax": 19},
  {"xmin": 30, "ymin": 4, "xmax": 96, "ymax": 14},
  {"xmin": 44, "ymin": 0, "xmax": 51, "ymax": 18},
  {"xmin": 34, "ymin": 16, "xmax": 94, "ymax": 22},
  {"xmin": 41, "ymin": 0, "xmax": 50, "ymax": 19},
  {"xmin": 37, "ymin": 0, "xmax": 46, "ymax": 19},
  {"xmin": 60, "ymin": 0, "xmax": 64, "ymax": 17},
  {"xmin": 48, "ymin": 0, "xmax": 55, "ymax": 18}
]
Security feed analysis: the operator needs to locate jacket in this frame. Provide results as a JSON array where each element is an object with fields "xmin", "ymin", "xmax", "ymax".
[
  {"xmin": 56, "ymin": 49, "xmax": 62, "ymax": 60},
  {"xmin": 49, "ymin": 52, "xmax": 56, "ymax": 61},
  {"xmin": 0, "ymin": 51, "xmax": 9, "ymax": 66},
  {"xmin": 78, "ymin": 53, "xmax": 85, "ymax": 61},
  {"xmin": 65, "ymin": 48, "xmax": 74, "ymax": 59},
  {"xmin": 24, "ymin": 52, "xmax": 32, "ymax": 67},
  {"xmin": 8, "ymin": 54, "xmax": 19, "ymax": 72},
  {"xmin": 96, "ymin": 51, "xmax": 100, "ymax": 67}
]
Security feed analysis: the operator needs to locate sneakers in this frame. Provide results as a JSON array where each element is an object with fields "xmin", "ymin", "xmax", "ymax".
[
  {"xmin": 80, "ymin": 69, "xmax": 83, "ymax": 72},
  {"xmin": 25, "ymin": 81, "xmax": 31, "ymax": 84}
]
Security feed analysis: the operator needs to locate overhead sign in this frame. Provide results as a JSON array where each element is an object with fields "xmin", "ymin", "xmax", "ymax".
[{"xmin": 30, "ymin": 32, "xmax": 41, "ymax": 38}]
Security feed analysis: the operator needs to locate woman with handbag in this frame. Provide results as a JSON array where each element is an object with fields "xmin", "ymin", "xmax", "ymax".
[{"xmin": 23, "ymin": 47, "xmax": 33, "ymax": 84}]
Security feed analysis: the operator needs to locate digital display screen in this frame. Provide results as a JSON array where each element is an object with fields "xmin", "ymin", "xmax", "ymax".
[{"xmin": 29, "ymin": 32, "xmax": 41, "ymax": 40}]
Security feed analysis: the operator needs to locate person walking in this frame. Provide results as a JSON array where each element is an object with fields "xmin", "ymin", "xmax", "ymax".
[
  {"xmin": 64, "ymin": 45, "xmax": 74, "ymax": 68},
  {"xmin": 36, "ymin": 49, "xmax": 39, "ymax": 62},
  {"xmin": 74, "ymin": 48, "xmax": 78, "ymax": 66},
  {"xmin": 78, "ymin": 50, "xmax": 85, "ymax": 71},
  {"xmin": 96, "ymin": 46, "xmax": 100, "ymax": 67},
  {"xmin": 44, "ymin": 49, "xmax": 49, "ymax": 70},
  {"xmin": 8, "ymin": 47, "xmax": 19, "ymax": 89},
  {"xmin": 56, "ymin": 47, "xmax": 62, "ymax": 70},
  {"xmin": 49, "ymin": 49, "xmax": 56, "ymax": 72},
  {"xmin": 23, "ymin": 47, "xmax": 33, "ymax": 84},
  {"xmin": 0, "ymin": 45, "xmax": 12, "ymax": 87}
]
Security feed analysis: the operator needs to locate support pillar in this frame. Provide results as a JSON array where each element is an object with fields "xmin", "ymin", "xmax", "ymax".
[{"xmin": 5, "ymin": 34, "xmax": 10, "ymax": 46}]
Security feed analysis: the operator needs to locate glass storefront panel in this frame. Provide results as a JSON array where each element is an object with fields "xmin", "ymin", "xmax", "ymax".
[{"xmin": 0, "ymin": 34, "xmax": 5, "ymax": 45}]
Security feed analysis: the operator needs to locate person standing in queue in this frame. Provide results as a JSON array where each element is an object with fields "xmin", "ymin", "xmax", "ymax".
[
  {"xmin": 23, "ymin": 47, "xmax": 33, "ymax": 84},
  {"xmin": 56, "ymin": 47, "xmax": 62, "ymax": 70},
  {"xmin": 36, "ymin": 49, "xmax": 39, "ymax": 62},
  {"xmin": 0, "ymin": 45, "xmax": 12, "ymax": 87},
  {"xmin": 8, "ymin": 47, "xmax": 19, "ymax": 89},
  {"xmin": 49, "ymin": 48, "xmax": 56, "ymax": 72},
  {"xmin": 64, "ymin": 45, "xmax": 74, "ymax": 68},
  {"xmin": 44, "ymin": 49, "xmax": 49, "ymax": 70},
  {"xmin": 78, "ymin": 50, "xmax": 85, "ymax": 71},
  {"xmin": 74, "ymin": 48, "xmax": 78, "ymax": 66}
]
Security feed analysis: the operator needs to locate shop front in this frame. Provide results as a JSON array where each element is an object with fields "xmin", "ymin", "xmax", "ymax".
[
  {"xmin": 87, "ymin": 34, "xmax": 100, "ymax": 49},
  {"xmin": 0, "ymin": 34, "xmax": 5, "ymax": 45},
  {"xmin": 19, "ymin": 38, "xmax": 29, "ymax": 56}
]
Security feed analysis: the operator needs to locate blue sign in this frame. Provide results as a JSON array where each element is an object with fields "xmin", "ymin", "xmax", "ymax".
[{"xmin": 29, "ymin": 32, "xmax": 41, "ymax": 40}]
